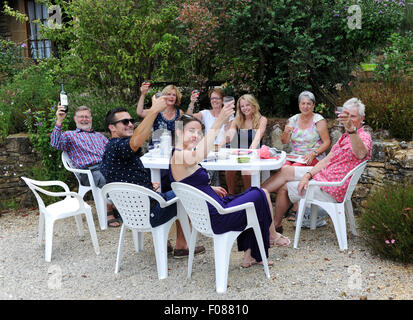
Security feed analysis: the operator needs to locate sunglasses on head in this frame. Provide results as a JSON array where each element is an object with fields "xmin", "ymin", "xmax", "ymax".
[{"xmin": 111, "ymin": 118, "xmax": 135, "ymax": 125}]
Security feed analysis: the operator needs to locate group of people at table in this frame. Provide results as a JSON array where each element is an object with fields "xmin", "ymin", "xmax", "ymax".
[{"xmin": 50, "ymin": 83, "xmax": 372, "ymax": 267}]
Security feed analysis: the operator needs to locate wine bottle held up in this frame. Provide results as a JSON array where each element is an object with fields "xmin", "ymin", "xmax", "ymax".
[{"xmin": 60, "ymin": 84, "xmax": 68, "ymax": 113}]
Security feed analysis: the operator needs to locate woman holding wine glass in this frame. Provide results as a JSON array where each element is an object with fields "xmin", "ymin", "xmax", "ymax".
[
  {"xmin": 280, "ymin": 91, "xmax": 330, "ymax": 222},
  {"xmin": 170, "ymin": 102, "xmax": 289, "ymax": 268},
  {"xmin": 186, "ymin": 87, "xmax": 234, "ymax": 185},
  {"xmin": 137, "ymin": 83, "xmax": 185, "ymax": 192},
  {"xmin": 222, "ymin": 94, "xmax": 268, "ymax": 195}
]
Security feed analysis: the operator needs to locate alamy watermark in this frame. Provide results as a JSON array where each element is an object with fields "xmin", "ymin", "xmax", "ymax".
[
  {"xmin": 47, "ymin": 5, "xmax": 62, "ymax": 29},
  {"xmin": 347, "ymin": 5, "xmax": 362, "ymax": 30},
  {"xmin": 47, "ymin": 264, "xmax": 62, "ymax": 290},
  {"xmin": 347, "ymin": 264, "xmax": 362, "ymax": 293}
]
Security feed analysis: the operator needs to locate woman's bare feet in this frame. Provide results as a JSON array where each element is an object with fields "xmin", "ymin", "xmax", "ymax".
[
  {"xmin": 241, "ymin": 249, "xmax": 274, "ymax": 268},
  {"xmin": 270, "ymin": 232, "xmax": 291, "ymax": 247}
]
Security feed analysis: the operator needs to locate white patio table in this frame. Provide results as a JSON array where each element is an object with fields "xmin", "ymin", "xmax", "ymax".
[{"xmin": 141, "ymin": 149, "xmax": 286, "ymax": 188}]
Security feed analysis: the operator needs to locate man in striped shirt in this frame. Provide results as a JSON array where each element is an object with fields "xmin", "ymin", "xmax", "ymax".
[{"xmin": 51, "ymin": 104, "xmax": 120, "ymax": 227}]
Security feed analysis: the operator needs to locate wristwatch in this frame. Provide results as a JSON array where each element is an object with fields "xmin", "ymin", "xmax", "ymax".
[{"xmin": 347, "ymin": 127, "xmax": 358, "ymax": 134}]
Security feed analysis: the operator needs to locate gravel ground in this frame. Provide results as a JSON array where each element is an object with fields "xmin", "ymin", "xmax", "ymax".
[{"xmin": 0, "ymin": 204, "xmax": 412, "ymax": 301}]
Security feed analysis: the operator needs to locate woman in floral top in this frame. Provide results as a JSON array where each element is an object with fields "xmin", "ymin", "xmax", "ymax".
[
  {"xmin": 262, "ymin": 98, "xmax": 371, "ymax": 235},
  {"xmin": 280, "ymin": 91, "xmax": 331, "ymax": 221},
  {"xmin": 281, "ymin": 91, "xmax": 330, "ymax": 166}
]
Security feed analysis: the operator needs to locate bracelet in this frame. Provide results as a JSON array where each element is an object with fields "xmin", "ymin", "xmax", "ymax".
[
  {"xmin": 313, "ymin": 150, "xmax": 318, "ymax": 157},
  {"xmin": 305, "ymin": 171, "xmax": 313, "ymax": 179}
]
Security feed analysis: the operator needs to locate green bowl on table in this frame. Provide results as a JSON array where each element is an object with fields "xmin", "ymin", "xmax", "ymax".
[{"xmin": 237, "ymin": 156, "xmax": 250, "ymax": 163}]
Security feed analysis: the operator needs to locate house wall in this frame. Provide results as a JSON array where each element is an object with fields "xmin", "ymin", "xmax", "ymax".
[{"xmin": 1, "ymin": 0, "xmax": 31, "ymax": 57}]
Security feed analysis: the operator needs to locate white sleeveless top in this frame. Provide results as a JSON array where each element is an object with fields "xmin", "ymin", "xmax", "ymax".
[{"xmin": 200, "ymin": 110, "xmax": 234, "ymax": 144}]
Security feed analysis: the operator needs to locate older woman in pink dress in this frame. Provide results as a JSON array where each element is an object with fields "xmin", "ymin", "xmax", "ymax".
[{"xmin": 262, "ymin": 97, "xmax": 372, "ymax": 234}]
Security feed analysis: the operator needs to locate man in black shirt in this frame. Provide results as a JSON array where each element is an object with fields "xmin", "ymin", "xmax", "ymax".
[{"xmin": 101, "ymin": 96, "xmax": 205, "ymax": 257}]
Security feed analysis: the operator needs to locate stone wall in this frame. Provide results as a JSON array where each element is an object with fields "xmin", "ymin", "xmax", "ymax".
[
  {"xmin": 0, "ymin": 133, "xmax": 41, "ymax": 208},
  {"xmin": 1, "ymin": 123, "xmax": 412, "ymax": 213}
]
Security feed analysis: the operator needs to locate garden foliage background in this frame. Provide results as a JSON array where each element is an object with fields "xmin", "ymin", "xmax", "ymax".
[{"xmin": 0, "ymin": 0, "xmax": 412, "ymax": 172}]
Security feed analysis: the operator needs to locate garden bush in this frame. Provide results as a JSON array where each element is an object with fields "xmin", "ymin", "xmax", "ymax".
[
  {"xmin": 24, "ymin": 104, "xmax": 72, "ymax": 183},
  {"xmin": 0, "ymin": 39, "xmax": 32, "ymax": 83},
  {"xmin": 336, "ymin": 80, "xmax": 413, "ymax": 141},
  {"xmin": 374, "ymin": 32, "xmax": 413, "ymax": 83},
  {"xmin": 0, "ymin": 58, "xmax": 61, "ymax": 140},
  {"xmin": 360, "ymin": 183, "xmax": 413, "ymax": 264}
]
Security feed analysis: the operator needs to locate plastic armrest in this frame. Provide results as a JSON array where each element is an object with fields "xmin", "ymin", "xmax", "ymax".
[{"xmin": 217, "ymin": 202, "xmax": 255, "ymax": 215}]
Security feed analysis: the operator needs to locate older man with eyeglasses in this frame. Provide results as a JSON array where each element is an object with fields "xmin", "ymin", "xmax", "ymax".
[
  {"xmin": 100, "ymin": 96, "xmax": 205, "ymax": 258},
  {"xmin": 51, "ymin": 104, "xmax": 123, "ymax": 227}
]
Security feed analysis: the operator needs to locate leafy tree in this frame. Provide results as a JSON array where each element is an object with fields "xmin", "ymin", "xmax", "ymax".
[
  {"xmin": 197, "ymin": 0, "xmax": 405, "ymax": 116},
  {"xmin": 39, "ymin": 0, "xmax": 186, "ymax": 102}
]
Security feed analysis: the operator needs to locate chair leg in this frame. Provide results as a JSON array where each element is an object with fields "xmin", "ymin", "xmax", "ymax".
[
  {"xmin": 177, "ymin": 201, "xmax": 191, "ymax": 245},
  {"xmin": 213, "ymin": 232, "xmax": 239, "ymax": 294},
  {"xmin": 44, "ymin": 218, "xmax": 55, "ymax": 262},
  {"xmin": 152, "ymin": 218, "xmax": 175, "ymax": 280},
  {"xmin": 84, "ymin": 209, "xmax": 100, "ymax": 255},
  {"xmin": 132, "ymin": 230, "xmax": 140, "ymax": 252},
  {"xmin": 132, "ymin": 230, "xmax": 145, "ymax": 252},
  {"xmin": 293, "ymin": 200, "xmax": 307, "ymax": 249},
  {"xmin": 187, "ymin": 230, "xmax": 199, "ymax": 279},
  {"xmin": 114, "ymin": 225, "xmax": 126, "ymax": 273},
  {"xmin": 74, "ymin": 215, "xmax": 84, "ymax": 237},
  {"xmin": 245, "ymin": 208, "xmax": 270, "ymax": 279},
  {"xmin": 251, "ymin": 225, "xmax": 270, "ymax": 279},
  {"xmin": 77, "ymin": 186, "xmax": 90, "ymax": 199},
  {"xmin": 309, "ymin": 204, "xmax": 318, "ymax": 230},
  {"xmin": 345, "ymin": 200, "xmax": 358, "ymax": 236},
  {"xmin": 92, "ymin": 188, "xmax": 107, "ymax": 231},
  {"xmin": 38, "ymin": 211, "xmax": 45, "ymax": 246},
  {"xmin": 329, "ymin": 204, "xmax": 347, "ymax": 251}
]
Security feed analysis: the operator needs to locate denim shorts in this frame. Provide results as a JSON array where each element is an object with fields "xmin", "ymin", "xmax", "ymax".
[{"xmin": 149, "ymin": 190, "xmax": 177, "ymax": 228}]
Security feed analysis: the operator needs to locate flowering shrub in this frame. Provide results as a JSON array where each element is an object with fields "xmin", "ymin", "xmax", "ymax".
[
  {"xmin": 0, "ymin": 39, "xmax": 32, "ymax": 82},
  {"xmin": 360, "ymin": 183, "xmax": 413, "ymax": 264}
]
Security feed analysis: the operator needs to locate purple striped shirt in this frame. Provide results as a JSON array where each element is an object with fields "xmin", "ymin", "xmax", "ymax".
[{"xmin": 51, "ymin": 125, "xmax": 108, "ymax": 169}]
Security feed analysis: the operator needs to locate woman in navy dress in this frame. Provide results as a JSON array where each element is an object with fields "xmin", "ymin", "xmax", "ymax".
[{"xmin": 170, "ymin": 103, "xmax": 290, "ymax": 268}]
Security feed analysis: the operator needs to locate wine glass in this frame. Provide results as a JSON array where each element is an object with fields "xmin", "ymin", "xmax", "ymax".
[
  {"xmin": 223, "ymin": 96, "xmax": 235, "ymax": 106},
  {"xmin": 336, "ymin": 106, "xmax": 344, "ymax": 127},
  {"xmin": 143, "ymin": 80, "xmax": 152, "ymax": 93}
]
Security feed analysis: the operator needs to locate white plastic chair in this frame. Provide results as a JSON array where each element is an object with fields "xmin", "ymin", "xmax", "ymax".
[
  {"xmin": 61, "ymin": 152, "xmax": 107, "ymax": 230},
  {"xmin": 171, "ymin": 182, "xmax": 270, "ymax": 294},
  {"xmin": 101, "ymin": 182, "xmax": 191, "ymax": 280},
  {"xmin": 21, "ymin": 176, "xmax": 100, "ymax": 262},
  {"xmin": 294, "ymin": 160, "xmax": 368, "ymax": 251}
]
